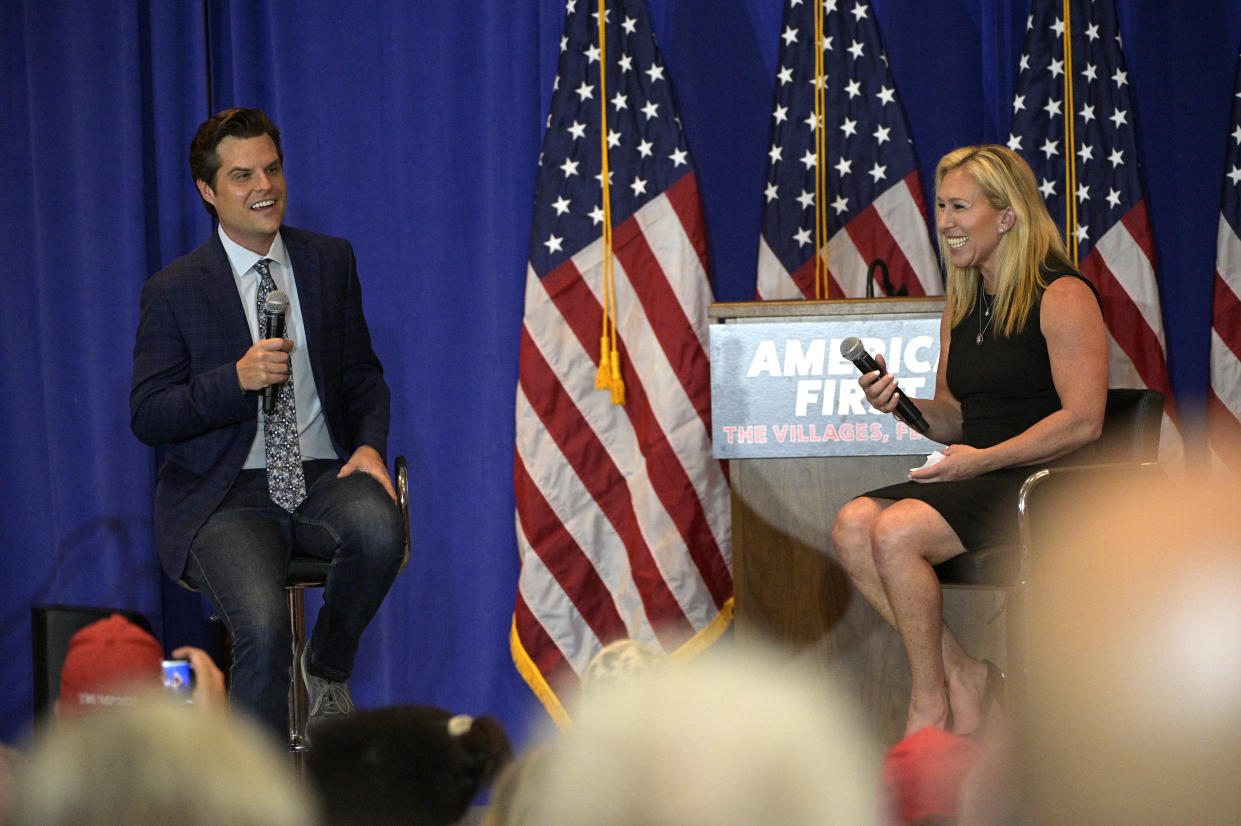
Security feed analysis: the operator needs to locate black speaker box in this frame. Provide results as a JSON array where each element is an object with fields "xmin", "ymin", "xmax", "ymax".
[{"xmin": 31, "ymin": 604, "xmax": 156, "ymax": 718}]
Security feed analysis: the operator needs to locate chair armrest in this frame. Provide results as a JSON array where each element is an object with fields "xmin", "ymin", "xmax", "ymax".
[
  {"xmin": 1015, "ymin": 460, "xmax": 1159, "ymax": 580},
  {"xmin": 395, "ymin": 455, "xmax": 410, "ymax": 574}
]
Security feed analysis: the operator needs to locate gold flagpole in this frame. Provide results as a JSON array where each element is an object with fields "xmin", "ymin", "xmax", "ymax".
[
  {"xmin": 1062, "ymin": 0, "xmax": 1079, "ymax": 265},
  {"xmin": 814, "ymin": 0, "xmax": 827, "ymax": 298}
]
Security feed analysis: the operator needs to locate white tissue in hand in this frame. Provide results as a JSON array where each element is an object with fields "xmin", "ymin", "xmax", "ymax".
[{"xmin": 911, "ymin": 450, "xmax": 945, "ymax": 472}]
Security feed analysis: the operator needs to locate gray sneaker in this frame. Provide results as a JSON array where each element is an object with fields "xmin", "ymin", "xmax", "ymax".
[{"xmin": 299, "ymin": 643, "xmax": 354, "ymax": 721}]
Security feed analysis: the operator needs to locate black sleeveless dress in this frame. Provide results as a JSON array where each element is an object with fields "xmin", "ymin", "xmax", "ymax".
[{"xmin": 859, "ymin": 270, "xmax": 1098, "ymax": 551}]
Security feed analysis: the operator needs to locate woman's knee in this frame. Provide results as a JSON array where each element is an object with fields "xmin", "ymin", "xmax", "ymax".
[
  {"xmin": 833, "ymin": 499, "xmax": 879, "ymax": 572},
  {"xmin": 869, "ymin": 503, "xmax": 938, "ymax": 572}
]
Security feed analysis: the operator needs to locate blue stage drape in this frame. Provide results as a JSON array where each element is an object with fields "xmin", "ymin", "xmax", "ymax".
[
  {"xmin": 3, "ymin": 0, "xmax": 1240, "ymax": 746},
  {"xmin": 1, "ymin": 0, "xmax": 212, "ymax": 737}
]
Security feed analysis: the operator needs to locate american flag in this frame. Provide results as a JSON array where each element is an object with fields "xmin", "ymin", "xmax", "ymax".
[
  {"xmin": 513, "ymin": 0, "xmax": 732, "ymax": 724},
  {"xmin": 1007, "ymin": 0, "xmax": 1181, "ymax": 459},
  {"xmin": 1210, "ymin": 46, "xmax": 1241, "ymax": 479},
  {"xmin": 757, "ymin": 0, "xmax": 940, "ymax": 300}
]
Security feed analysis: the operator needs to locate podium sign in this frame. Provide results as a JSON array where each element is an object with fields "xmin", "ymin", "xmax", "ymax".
[{"xmin": 709, "ymin": 300, "xmax": 944, "ymax": 458}]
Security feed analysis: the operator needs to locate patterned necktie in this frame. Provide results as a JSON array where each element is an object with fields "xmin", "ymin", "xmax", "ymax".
[{"xmin": 255, "ymin": 258, "xmax": 307, "ymax": 512}]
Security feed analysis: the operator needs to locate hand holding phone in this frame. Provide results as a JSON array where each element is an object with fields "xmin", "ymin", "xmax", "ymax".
[
  {"xmin": 161, "ymin": 658, "xmax": 196, "ymax": 702},
  {"xmin": 169, "ymin": 646, "xmax": 228, "ymax": 712}
]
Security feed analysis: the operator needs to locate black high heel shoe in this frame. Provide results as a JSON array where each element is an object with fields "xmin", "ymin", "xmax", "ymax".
[
  {"xmin": 959, "ymin": 659, "xmax": 1007, "ymax": 739},
  {"xmin": 981, "ymin": 659, "xmax": 1006, "ymax": 714}
]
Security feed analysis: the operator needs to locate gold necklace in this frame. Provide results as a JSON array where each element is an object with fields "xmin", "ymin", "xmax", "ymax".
[{"xmin": 976, "ymin": 286, "xmax": 994, "ymax": 346}]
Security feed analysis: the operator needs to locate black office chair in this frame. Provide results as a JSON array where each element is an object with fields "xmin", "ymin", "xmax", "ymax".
[
  {"xmin": 933, "ymin": 389, "xmax": 1164, "ymax": 692},
  {"xmin": 31, "ymin": 604, "xmax": 157, "ymax": 719},
  {"xmin": 179, "ymin": 455, "xmax": 411, "ymax": 764}
]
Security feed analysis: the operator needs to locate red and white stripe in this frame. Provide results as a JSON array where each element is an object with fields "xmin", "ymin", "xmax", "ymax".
[
  {"xmin": 1210, "ymin": 212, "xmax": 1241, "ymax": 478},
  {"xmin": 756, "ymin": 173, "xmax": 941, "ymax": 300},
  {"xmin": 1079, "ymin": 202, "xmax": 1183, "ymax": 465},
  {"xmin": 514, "ymin": 172, "xmax": 732, "ymax": 723}
]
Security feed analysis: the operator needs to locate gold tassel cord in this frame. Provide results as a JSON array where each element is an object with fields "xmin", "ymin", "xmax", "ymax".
[
  {"xmin": 1062, "ymin": 0, "xmax": 1079, "ymax": 266},
  {"xmin": 595, "ymin": 0, "xmax": 625, "ymax": 404},
  {"xmin": 595, "ymin": 0, "xmax": 613, "ymax": 391}
]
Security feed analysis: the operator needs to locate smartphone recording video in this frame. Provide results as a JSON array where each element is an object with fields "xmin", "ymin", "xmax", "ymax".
[{"xmin": 161, "ymin": 658, "xmax": 195, "ymax": 702}]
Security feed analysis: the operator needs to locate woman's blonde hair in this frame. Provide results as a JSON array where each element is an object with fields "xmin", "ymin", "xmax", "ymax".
[{"xmin": 936, "ymin": 144, "xmax": 1077, "ymax": 336}]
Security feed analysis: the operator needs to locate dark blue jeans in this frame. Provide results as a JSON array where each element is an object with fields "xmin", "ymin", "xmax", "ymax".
[{"xmin": 183, "ymin": 459, "xmax": 404, "ymax": 736}]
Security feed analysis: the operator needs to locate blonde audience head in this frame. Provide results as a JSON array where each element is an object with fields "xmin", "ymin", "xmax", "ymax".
[
  {"xmin": 10, "ymin": 697, "xmax": 316, "ymax": 825},
  {"xmin": 512, "ymin": 646, "xmax": 884, "ymax": 825},
  {"xmin": 579, "ymin": 638, "xmax": 667, "ymax": 704},
  {"xmin": 1012, "ymin": 471, "xmax": 1241, "ymax": 823},
  {"xmin": 479, "ymin": 743, "xmax": 553, "ymax": 826},
  {"xmin": 0, "ymin": 743, "xmax": 24, "ymax": 822}
]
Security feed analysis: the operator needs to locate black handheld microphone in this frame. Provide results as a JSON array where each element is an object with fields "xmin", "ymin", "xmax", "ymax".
[
  {"xmin": 839, "ymin": 336, "xmax": 930, "ymax": 434},
  {"xmin": 262, "ymin": 290, "xmax": 291, "ymax": 415}
]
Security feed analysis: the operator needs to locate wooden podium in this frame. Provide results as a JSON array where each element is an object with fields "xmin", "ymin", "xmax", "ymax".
[{"xmin": 709, "ymin": 298, "xmax": 1006, "ymax": 745}]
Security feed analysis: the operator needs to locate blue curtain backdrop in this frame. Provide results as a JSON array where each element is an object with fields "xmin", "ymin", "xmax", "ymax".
[{"xmin": 3, "ymin": 0, "xmax": 1239, "ymax": 746}]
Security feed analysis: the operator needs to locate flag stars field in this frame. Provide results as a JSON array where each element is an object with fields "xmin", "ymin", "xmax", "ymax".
[
  {"xmin": 1209, "ymin": 48, "xmax": 1241, "ymax": 476},
  {"xmin": 756, "ymin": 0, "xmax": 940, "ymax": 299},
  {"xmin": 1010, "ymin": 0, "xmax": 1181, "ymax": 461}
]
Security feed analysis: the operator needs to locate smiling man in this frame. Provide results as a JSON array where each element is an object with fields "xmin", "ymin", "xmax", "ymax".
[{"xmin": 130, "ymin": 108, "xmax": 404, "ymax": 739}]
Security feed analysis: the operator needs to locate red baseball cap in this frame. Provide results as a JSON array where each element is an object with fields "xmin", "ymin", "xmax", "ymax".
[
  {"xmin": 882, "ymin": 726, "xmax": 979, "ymax": 823},
  {"xmin": 58, "ymin": 614, "xmax": 163, "ymax": 716}
]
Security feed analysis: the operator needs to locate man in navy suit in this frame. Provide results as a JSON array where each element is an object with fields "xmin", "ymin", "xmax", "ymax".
[{"xmin": 131, "ymin": 108, "xmax": 404, "ymax": 736}]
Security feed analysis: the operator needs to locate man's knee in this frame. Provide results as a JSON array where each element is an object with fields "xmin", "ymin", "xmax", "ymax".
[
  {"xmin": 335, "ymin": 474, "xmax": 405, "ymax": 562},
  {"xmin": 228, "ymin": 603, "xmax": 292, "ymax": 667},
  {"xmin": 240, "ymin": 623, "xmax": 291, "ymax": 658},
  {"xmin": 185, "ymin": 548, "xmax": 290, "ymax": 650}
]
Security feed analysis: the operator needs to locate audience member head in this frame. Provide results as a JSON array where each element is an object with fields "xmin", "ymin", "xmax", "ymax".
[
  {"xmin": 882, "ymin": 725, "xmax": 978, "ymax": 825},
  {"xmin": 1005, "ymin": 471, "xmax": 1241, "ymax": 823},
  {"xmin": 189, "ymin": 107, "xmax": 283, "ymax": 219},
  {"xmin": 56, "ymin": 614, "xmax": 162, "ymax": 717},
  {"xmin": 935, "ymin": 144, "xmax": 1073, "ymax": 336},
  {"xmin": 478, "ymin": 744, "xmax": 553, "ymax": 826},
  {"xmin": 517, "ymin": 647, "xmax": 884, "ymax": 825},
  {"xmin": 0, "ymin": 742, "xmax": 25, "ymax": 822},
  {"xmin": 579, "ymin": 637, "xmax": 667, "ymax": 704},
  {"xmin": 305, "ymin": 704, "xmax": 512, "ymax": 826},
  {"xmin": 10, "ymin": 697, "xmax": 316, "ymax": 825}
]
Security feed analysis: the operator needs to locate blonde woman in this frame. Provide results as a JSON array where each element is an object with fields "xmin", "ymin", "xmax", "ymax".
[{"xmin": 832, "ymin": 145, "xmax": 1108, "ymax": 738}]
